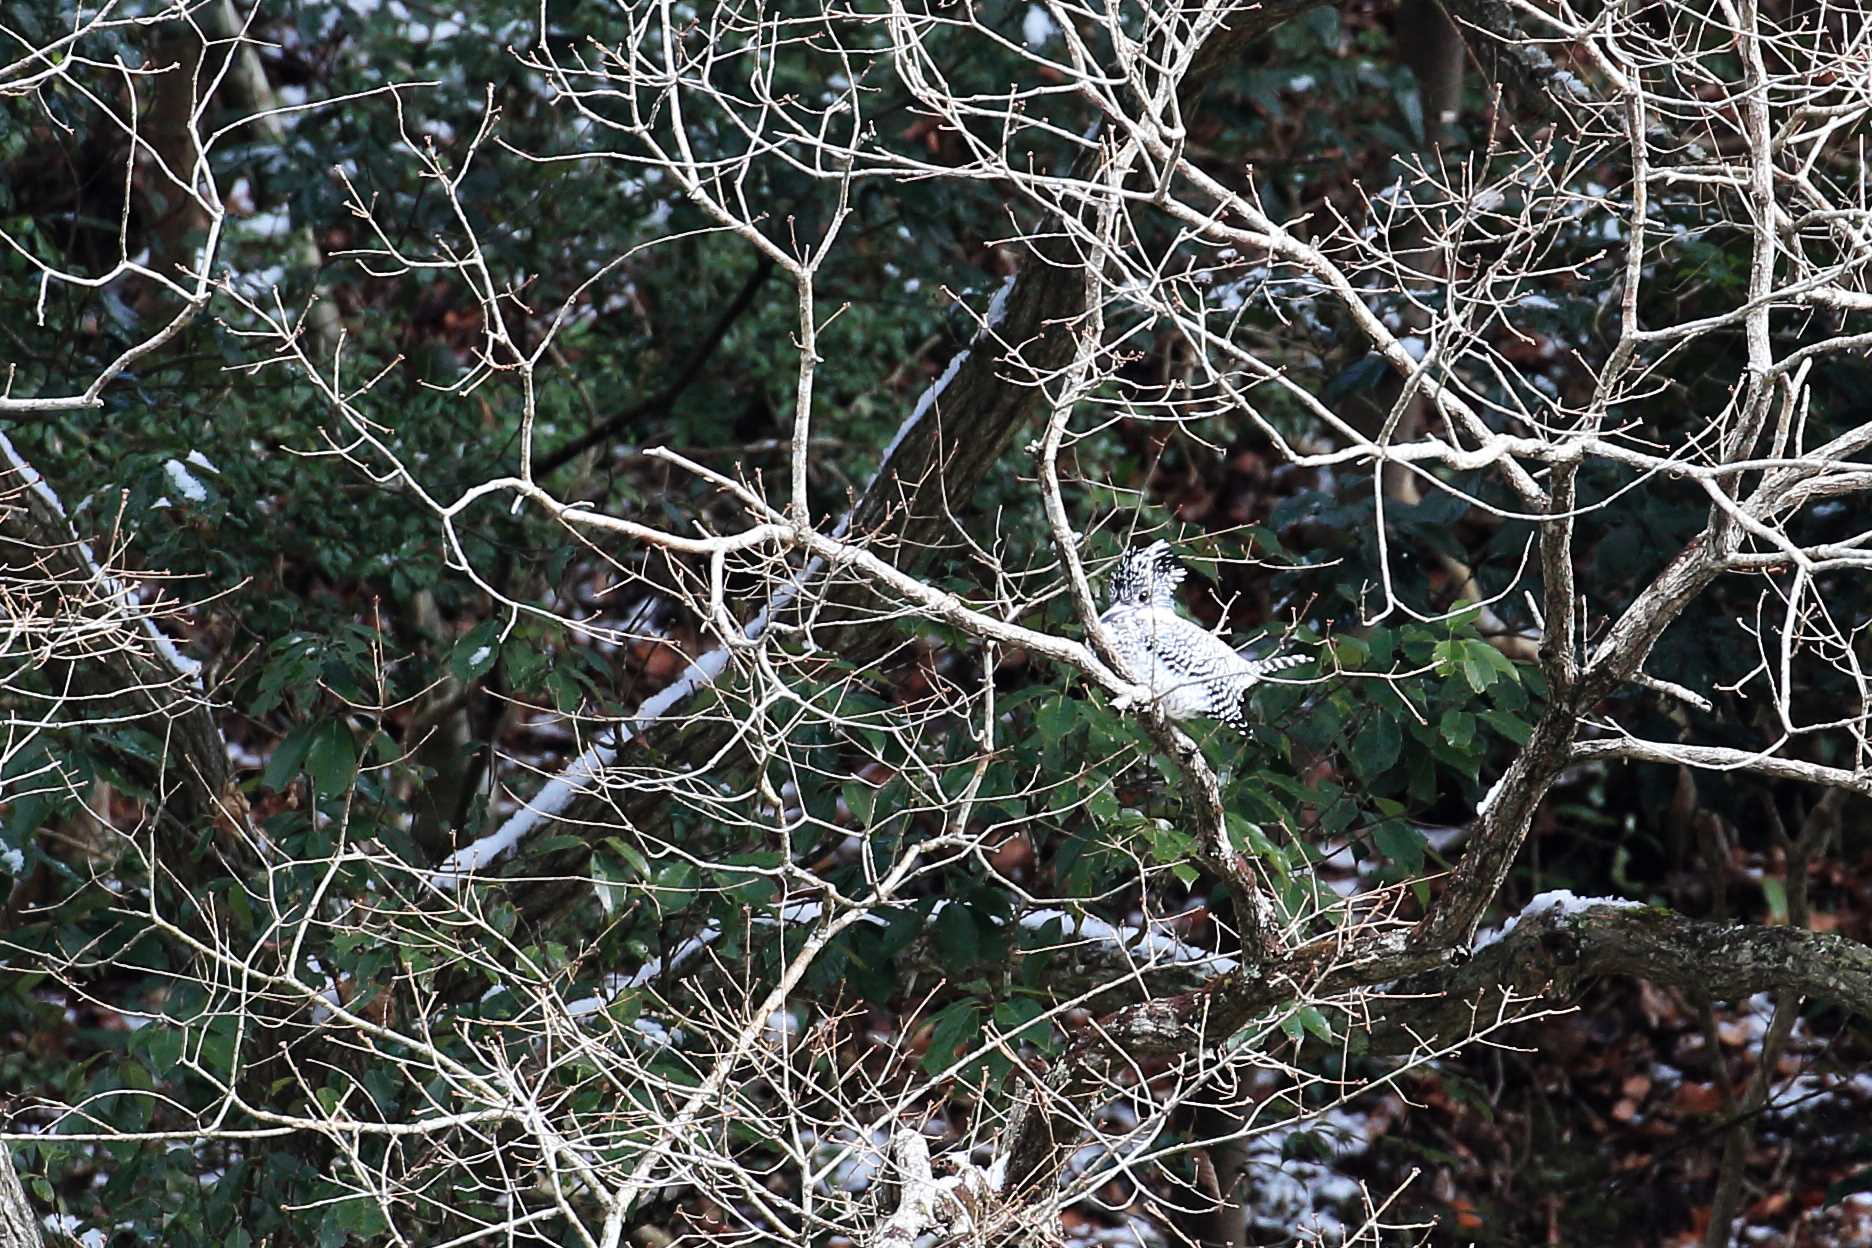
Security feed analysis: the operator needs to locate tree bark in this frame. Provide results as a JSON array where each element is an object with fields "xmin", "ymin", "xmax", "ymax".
[
  {"xmin": 0, "ymin": 453, "xmax": 236, "ymax": 885},
  {"xmin": 1001, "ymin": 898, "xmax": 1872, "ymax": 1206},
  {"xmin": 0, "ymin": 1146, "xmax": 46, "ymax": 1248}
]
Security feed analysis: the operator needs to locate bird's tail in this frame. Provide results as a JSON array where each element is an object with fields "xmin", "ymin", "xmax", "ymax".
[
  {"xmin": 1241, "ymin": 651, "xmax": 1309, "ymax": 679},
  {"xmin": 1219, "ymin": 651, "xmax": 1310, "ymax": 735}
]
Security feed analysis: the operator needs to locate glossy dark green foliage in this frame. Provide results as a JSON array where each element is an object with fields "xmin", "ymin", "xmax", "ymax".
[{"xmin": 6, "ymin": 0, "xmax": 1866, "ymax": 1243}]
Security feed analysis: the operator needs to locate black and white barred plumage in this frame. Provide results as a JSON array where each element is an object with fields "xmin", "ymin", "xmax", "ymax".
[{"xmin": 1100, "ymin": 541, "xmax": 1305, "ymax": 732}]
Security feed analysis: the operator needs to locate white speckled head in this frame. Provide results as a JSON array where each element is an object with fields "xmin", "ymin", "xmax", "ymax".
[{"xmin": 1107, "ymin": 540, "xmax": 1186, "ymax": 609}]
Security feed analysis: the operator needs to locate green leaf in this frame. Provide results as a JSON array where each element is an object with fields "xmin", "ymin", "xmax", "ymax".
[
  {"xmin": 143, "ymin": 1024, "xmax": 185, "ymax": 1075},
  {"xmin": 1438, "ymin": 709, "xmax": 1476, "ymax": 750},
  {"xmin": 500, "ymin": 640, "xmax": 547, "ymax": 690},
  {"xmin": 1456, "ymin": 640, "xmax": 1519, "ymax": 693},
  {"xmin": 262, "ymin": 722, "xmax": 317, "ymax": 792},
  {"xmin": 1366, "ymin": 626, "xmax": 1395, "ymax": 668},
  {"xmin": 993, "ymin": 996, "xmax": 1046, "ymax": 1041},
  {"xmin": 1300, "ymin": 3, "xmax": 1340, "ymax": 46},
  {"xmin": 306, "ymin": 719, "xmax": 358, "ymax": 796},
  {"xmin": 450, "ymin": 622, "xmax": 501, "ymax": 683},
  {"xmin": 333, "ymin": 1196, "xmax": 388, "ymax": 1239},
  {"xmin": 652, "ymin": 861, "xmax": 697, "ymax": 912},
  {"xmin": 1827, "ymin": 1165, "xmax": 1872, "ymax": 1207},
  {"xmin": 1323, "ymin": 352, "xmax": 1389, "ymax": 402},
  {"xmin": 1297, "ymin": 1005, "xmax": 1336, "ymax": 1043},
  {"xmin": 606, "ymin": 990, "xmax": 644, "ymax": 1026},
  {"xmin": 1037, "ymin": 696, "xmax": 1077, "ymax": 746},
  {"xmin": 1350, "ymin": 714, "xmax": 1402, "ymax": 779},
  {"xmin": 1329, "ymin": 635, "xmax": 1369, "ymax": 670},
  {"xmin": 842, "ymin": 780, "xmax": 878, "ymax": 828},
  {"xmin": 1479, "ymin": 709, "xmax": 1533, "ymax": 744},
  {"xmin": 1761, "ymin": 875, "xmax": 1789, "ymax": 925},
  {"xmin": 547, "ymin": 669, "xmax": 583, "ymax": 713},
  {"xmin": 1444, "ymin": 600, "xmax": 1483, "ymax": 633},
  {"xmin": 935, "ymin": 903, "xmax": 979, "ymax": 967},
  {"xmin": 1479, "ymin": 642, "xmax": 1522, "ymax": 684},
  {"xmin": 1227, "ymin": 813, "xmax": 1280, "ymax": 858},
  {"xmin": 1373, "ymin": 820, "xmax": 1426, "ymax": 872},
  {"xmin": 923, "ymin": 1000, "xmax": 980, "ymax": 1073},
  {"xmin": 1283, "ymin": 1128, "xmax": 1335, "ymax": 1163},
  {"xmin": 592, "ymin": 850, "xmax": 635, "ymax": 917}
]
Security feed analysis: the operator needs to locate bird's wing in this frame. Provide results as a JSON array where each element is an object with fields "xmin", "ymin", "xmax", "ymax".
[{"xmin": 1136, "ymin": 612, "xmax": 1240, "ymax": 674}]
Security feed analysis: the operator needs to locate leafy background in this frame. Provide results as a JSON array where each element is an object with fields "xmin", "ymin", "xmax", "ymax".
[{"xmin": 3, "ymin": 1, "xmax": 1871, "ymax": 1245}]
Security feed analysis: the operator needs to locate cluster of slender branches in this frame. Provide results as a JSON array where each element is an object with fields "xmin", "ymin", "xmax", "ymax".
[{"xmin": 2, "ymin": 0, "xmax": 1870, "ymax": 1245}]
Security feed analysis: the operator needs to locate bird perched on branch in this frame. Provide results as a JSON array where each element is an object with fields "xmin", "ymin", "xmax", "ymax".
[{"xmin": 1100, "ymin": 541, "xmax": 1305, "ymax": 732}]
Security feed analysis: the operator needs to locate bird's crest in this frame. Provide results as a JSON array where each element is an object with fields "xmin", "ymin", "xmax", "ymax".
[{"xmin": 1107, "ymin": 540, "xmax": 1186, "ymax": 609}]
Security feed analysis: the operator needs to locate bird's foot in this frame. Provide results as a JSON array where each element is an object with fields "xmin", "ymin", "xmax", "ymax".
[{"xmin": 1110, "ymin": 684, "xmax": 1155, "ymax": 714}]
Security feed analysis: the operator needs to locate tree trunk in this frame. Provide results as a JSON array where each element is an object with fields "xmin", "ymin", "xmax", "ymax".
[{"xmin": 0, "ymin": 1147, "xmax": 46, "ymax": 1248}]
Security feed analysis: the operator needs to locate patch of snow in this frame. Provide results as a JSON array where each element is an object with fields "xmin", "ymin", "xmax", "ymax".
[
  {"xmin": 1, "ymin": 430, "xmax": 205, "ymax": 685},
  {"xmin": 43, "ymin": 1216, "xmax": 108, "ymax": 1248},
  {"xmin": 1019, "ymin": 907, "xmax": 1238, "ymax": 975},
  {"xmin": 884, "ymin": 276, "xmax": 1018, "ymax": 469},
  {"xmin": 1021, "ymin": 4, "xmax": 1059, "ymax": 46},
  {"xmin": 240, "ymin": 210, "xmax": 291, "ymax": 236},
  {"xmin": 1475, "ymin": 889, "xmax": 1644, "ymax": 951},
  {"xmin": 230, "ymin": 265, "xmax": 288, "ymax": 296},
  {"xmin": 766, "ymin": 1007, "xmax": 806, "ymax": 1049},
  {"xmin": 163, "ymin": 458, "xmax": 210, "ymax": 503},
  {"xmin": 1475, "ymin": 772, "xmax": 1508, "ymax": 817},
  {"xmin": 821, "ymin": 1128, "xmax": 891, "ymax": 1194},
  {"xmin": 431, "ymin": 735, "xmax": 622, "ymax": 883},
  {"xmin": 1212, "ymin": 266, "xmax": 1271, "ymax": 311},
  {"xmin": 632, "ymin": 1018, "xmax": 675, "ymax": 1047},
  {"xmin": 1242, "ymin": 1105, "xmax": 1373, "ymax": 1241},
  {"xmin": 433, "ymin": 543, "xmax": 838, "ymax": 885},
  {"xmin": 1736, "ymin": 992, "xmax": 1775, "ymax": 1046}
]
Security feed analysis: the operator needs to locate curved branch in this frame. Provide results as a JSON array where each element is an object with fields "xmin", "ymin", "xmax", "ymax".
[
  {"xmin": 1001, "ymin": 898, "xmax": 1872, "ymax": 1203},
  {"xmin": 1375, "ymin": 901, "xmax": 1872, "ymax": 1050},
  {"xmin": 1571, "ymin": 737, "xmax": 1872, "ymax": 798}
]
